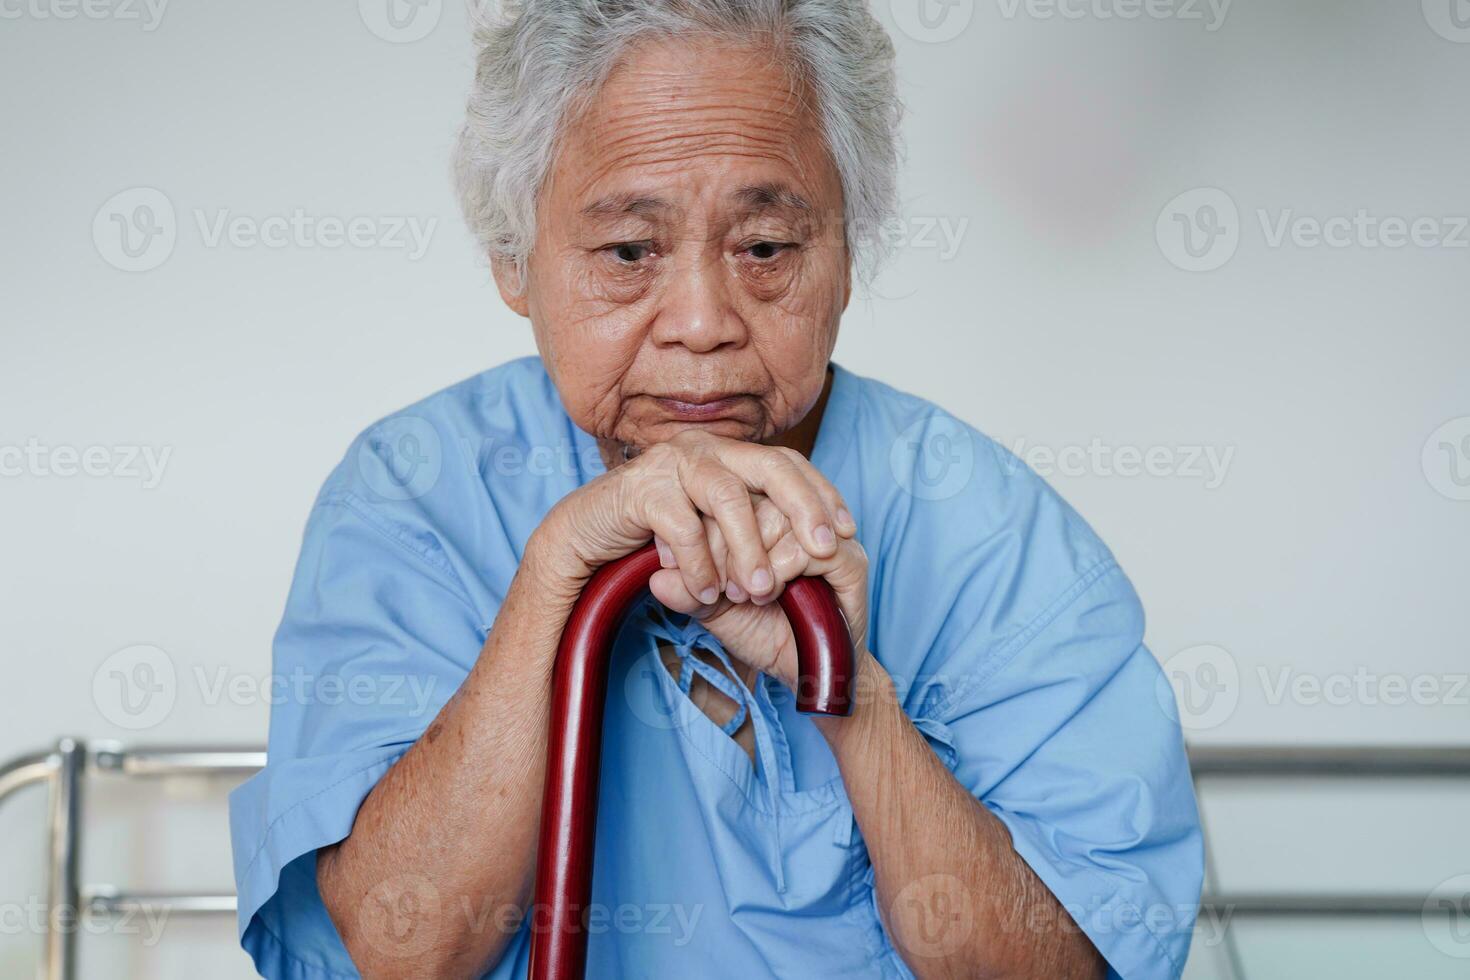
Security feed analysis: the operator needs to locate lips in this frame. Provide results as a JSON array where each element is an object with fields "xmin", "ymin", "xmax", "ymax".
[{"xmin": 649, "ymin": 392, "xmax": 750, "ymax": 421}]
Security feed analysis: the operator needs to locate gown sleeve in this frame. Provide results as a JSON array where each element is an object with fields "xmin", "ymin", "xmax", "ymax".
[
  {"xmin": 228, "ymin": 482, "xmax": 486, "ymax": 978},
  {"xmin": 918, "ymin": 565, "xmax": 1200, "ymax": 980},
  {"xmin": 869, "ymin": 412, "xmax": 1204, "ymax": 980}
]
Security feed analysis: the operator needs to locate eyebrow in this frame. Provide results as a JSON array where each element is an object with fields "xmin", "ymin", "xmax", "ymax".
[
  {"xmin": 578, "ymin": 183, "xmax": 815, "ymax": 220},
  {"xmin": 731, "ymin": 183, "xmax": 813, "ymax": 215},
  {"xmin": 579, "ymin": 193, "xmax": 676, "ymax": 219}
]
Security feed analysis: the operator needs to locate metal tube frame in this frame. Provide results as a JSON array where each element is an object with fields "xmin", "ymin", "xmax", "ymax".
[
  {"xmin": 0, "ymin": 740, "xmax": 265, "ymax": 980},
  {"xmin": 1, "ymin": 740, "xmax": 1465, "ymax": 977}
]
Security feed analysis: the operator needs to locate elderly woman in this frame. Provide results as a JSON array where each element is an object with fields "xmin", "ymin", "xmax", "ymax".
[{"xmin": 229, "ymin": 1, "xmax": 1201, "ymax": 977}]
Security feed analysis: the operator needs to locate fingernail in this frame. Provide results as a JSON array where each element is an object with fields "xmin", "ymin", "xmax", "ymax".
[
  {"xmin": 698, "ymin": 586, "xmax": 719, "ymax": 605},
  {"xmin": 750, "ymin": 567, "xmax": 773, "ymax": 594},
  {"xmin": 726, "ymin": 581, "xmax": 747, "ymax": 602},
  {"xmin": 814, "ymin": 525, "xmax": 836, "ymax": 549},
  {"xmin": 655, "ymin": 539, "xmax": 675, "ymax": 567},
  {"xmin": 836, "ymin": 508, "xmax": 855, "ymax": 530}
]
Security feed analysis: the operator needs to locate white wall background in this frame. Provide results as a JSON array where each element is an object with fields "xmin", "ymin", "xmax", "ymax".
[{"xmin": 1, "ymin": 0, "xmax": 1466, "ymax": 977}]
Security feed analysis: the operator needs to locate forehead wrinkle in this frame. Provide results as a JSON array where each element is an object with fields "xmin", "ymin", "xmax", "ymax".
[
  {"xmin": 570, "ymin": 132, "xmax": 812, "ymax": 211},
  {"xmin": 587, "ymin": 100, "xmax": 806, "ymax": 163},
  {"xmin": 573, "ymin": 58, "xmax": 813, "ymax": 162},
  {"xmin": 550, "ymin": 39, "xmax": 841, "ymax": 236},
  {"xmin": 599, "ymin": 36, "xmax": 808, "ymax": 116},
  {"xmin": 587, "ymin": 102, "xmax": 808, "ymax": 166},
  {"xmin": 564, "ymin": 96, "xmax": 813, "ymax": 205}
]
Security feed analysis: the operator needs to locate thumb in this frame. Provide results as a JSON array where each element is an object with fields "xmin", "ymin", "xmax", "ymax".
[{"xmin": 771, "ymin": 534, "xmax": 869, "ymax": 653}]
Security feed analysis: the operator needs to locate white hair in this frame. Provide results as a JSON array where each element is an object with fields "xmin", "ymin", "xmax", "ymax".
[{"xmin": 451, "ymin": 0, "xmax": 902, "ymax": 287}]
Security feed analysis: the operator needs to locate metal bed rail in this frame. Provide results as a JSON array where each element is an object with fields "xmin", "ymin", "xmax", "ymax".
[
  {"xmin": 0, "ymin": 740, "xmax": 1465, "ymax": 979},
  {"xmin": 0, "ymin": 739, "xmax": 264, "ymax": 980},
  {"xmin": 1189, "ymin": 744, "xmax": 1470, "ymax": 919}
]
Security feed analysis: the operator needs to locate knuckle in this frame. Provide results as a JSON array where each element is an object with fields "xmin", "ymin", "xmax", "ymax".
[
  {"xmin": 756, "ymin": 502, "xmax": 789, "ymax": 540},
  {"xmin": 770, "ymin": 534, "xmax": 803, "ymax": 567},
  {"xmin": 752, "ymin": 446, "xmax": 799, "ymax": 473},
  {"xmin": 667, "ymin": 517, "xmax": 705, "ymax": 550},
  {"xmin": 775, "ymin": 446, "xmax": 808, "ymax": 467},
  {"xmin": 756, "ymin": 448, "xmax": 796, "ymax": 475},
  {"xmin": 706, "ymin": 476, "xmax": 749, "ymax": 511}
]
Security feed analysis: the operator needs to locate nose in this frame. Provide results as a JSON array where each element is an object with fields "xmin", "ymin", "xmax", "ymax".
[{"xmin": 649, "ymin": 250, "xmax": 748, "ymax": 353}]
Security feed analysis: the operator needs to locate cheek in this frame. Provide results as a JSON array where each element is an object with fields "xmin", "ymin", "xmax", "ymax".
[
  {"xmin": 763, "ymin": 328, "xmax": 834, "ymax": 422},
  {"xmin": 744, "ymin": 254, "xmax": 844, "ymax": 407},
  {"xmin": 527, "ymin": 276, "xmax": 651, "ymax": 433}
]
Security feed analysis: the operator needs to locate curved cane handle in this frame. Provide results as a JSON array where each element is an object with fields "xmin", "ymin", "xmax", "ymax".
[{"xmin": 527, "ymin": 542, "xmax": 855, "ymax": 980}]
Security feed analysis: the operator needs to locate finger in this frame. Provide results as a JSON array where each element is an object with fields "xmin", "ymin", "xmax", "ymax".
[
  {"xmin": 751, "ymin": 445, "xmax": 854, "ymax": 541},
  {"xmin": 809, "ymin": 473, "xmax": 857, "ymax": 538},
  {"xmin": 823, "ymin": 537, "xmax": 870, "ymax": 646},
  {"xmin": 678, "ymin": 456, "xmax": 775, "ymax": 600},
  {"xmin": 700, "ymin": 516, "xmax": 747, "ymax": 603},
  {"xmin": 751, "ymin": 459, "xmax": 855, "ymax": 540},
  {"xmin": 751, "ymin": 494, "xmax": 791, "ymax": 551},
  {"xmin": 759, "ymin": 530, "xmax": 806, "ymax": 604},
  {"xmin": 715, "ymin": 444, "xmax": 842, "ymax": 559},
  {"xmin": 643, "ymin": 486, "xmax": 721, "ymax": 605},
  {"xmin": 649, "ymin": 567, "xmax": 710, "ymax": 615},
  {"xmin": 767, "ymin": 533, "xmax": 870, "ymax": 644}
]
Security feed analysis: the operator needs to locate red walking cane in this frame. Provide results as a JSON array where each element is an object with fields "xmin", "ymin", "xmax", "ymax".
[{"xmin": 527, "ymin": 542, "xmax": 855, "ymax": 980}]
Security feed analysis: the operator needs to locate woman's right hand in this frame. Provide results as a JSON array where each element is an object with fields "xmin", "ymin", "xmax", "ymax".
[{"xmin": 529, "ymin": 429, "xmax": 857, "ymax": 607}]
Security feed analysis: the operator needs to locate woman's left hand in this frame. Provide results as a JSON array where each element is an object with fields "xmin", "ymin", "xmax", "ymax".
[{"xmin": 648, "ymin": 494, "xmax": 869, "ymax": 690}]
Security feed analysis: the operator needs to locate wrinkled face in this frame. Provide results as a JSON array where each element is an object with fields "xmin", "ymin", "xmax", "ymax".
[{"xmin": 495, "ymin": 37, "xmax": 850, "ymax": 456}]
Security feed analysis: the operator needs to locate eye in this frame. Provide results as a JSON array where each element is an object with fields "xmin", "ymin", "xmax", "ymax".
[
  {"xmin": 605, "ymin": 241, "xmax": 654, "ymax": 264},
  {"xmin": 744, "ymin": 241, "xmax": 793, "ymax": 261}
]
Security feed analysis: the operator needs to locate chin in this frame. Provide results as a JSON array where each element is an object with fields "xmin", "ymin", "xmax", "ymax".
[{"xmin": 642, "ymin": 417, "xmax": 766, "ymax": 444}]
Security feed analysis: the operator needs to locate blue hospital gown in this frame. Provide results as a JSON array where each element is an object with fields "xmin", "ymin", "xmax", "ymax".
[{"xmin": 228, "ymin": 357, "xmax": 1203, "ymax": 979}]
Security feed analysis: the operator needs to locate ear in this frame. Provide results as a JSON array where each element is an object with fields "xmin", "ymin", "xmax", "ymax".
[{"xmin": 491, "ymin": 255, "xmax": 531, "ymax": 318}]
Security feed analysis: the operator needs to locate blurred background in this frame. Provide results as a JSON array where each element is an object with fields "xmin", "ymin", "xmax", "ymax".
[{"xmin": 2, "ymin": 0, "xmax": 1466, "ymax": 977}]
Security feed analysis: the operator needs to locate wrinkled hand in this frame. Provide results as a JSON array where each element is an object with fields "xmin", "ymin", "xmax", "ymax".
[
  {"xmin": 532, "ymin": 430, "xmax": 866, "ymax": 686},
  {"xmin": 648, "ymin": 495, "xmax": 869, "ymax": 689}
]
